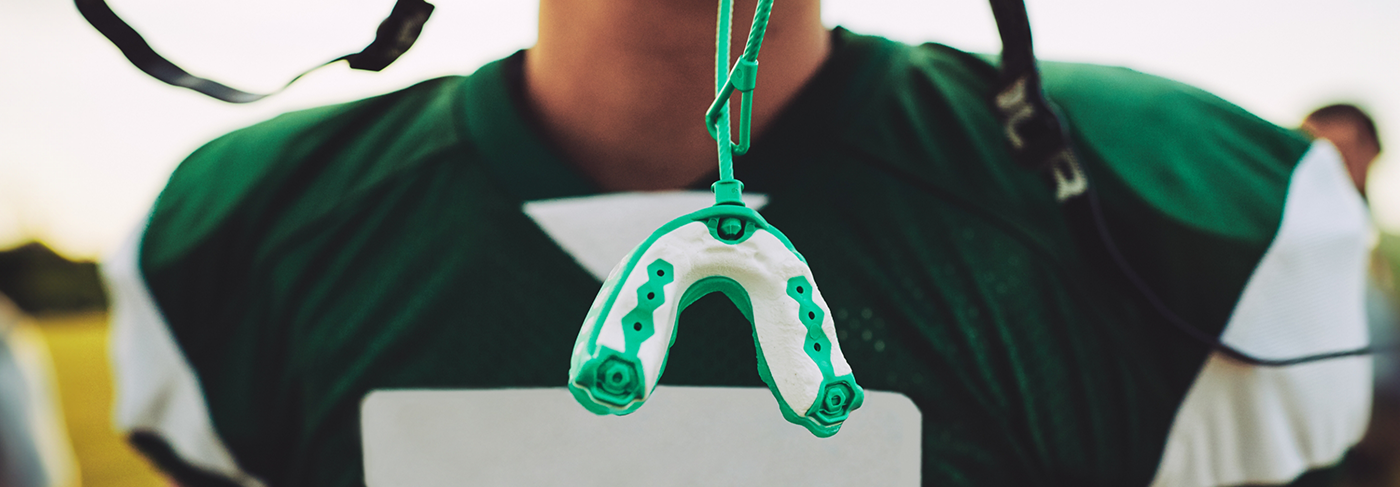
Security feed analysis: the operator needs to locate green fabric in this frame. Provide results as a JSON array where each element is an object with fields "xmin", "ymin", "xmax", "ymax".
[{"xmin": 139, "ymin": 28, "xmax": 1310, "ymax": 486}]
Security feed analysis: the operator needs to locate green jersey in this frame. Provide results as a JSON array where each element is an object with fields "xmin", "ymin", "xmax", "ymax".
[{"xmin": 101, "ymin": 28, "xmax": 1372, "ymax": 487}]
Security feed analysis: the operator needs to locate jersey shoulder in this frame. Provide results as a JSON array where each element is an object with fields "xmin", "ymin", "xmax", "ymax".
[
  {"xmin": 918, "ymin": 45, "xmax": 1312, "ymax": 167},
  {"xmin": 897, "ymin": 41, "xmax": 1311, "ymax": 238},
  {"xmin": 141, "ymin": 76, "xmax": 472, "ymax": 271},
  {"xmin": 1034, "ymin": 58, "xmax": 1312, "ymax": 215},
  {"xmin": 838, "ymin": 35, "xmax": 1314, "ymax": 333}
]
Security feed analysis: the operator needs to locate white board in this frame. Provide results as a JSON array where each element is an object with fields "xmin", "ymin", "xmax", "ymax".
[{"xmin": 362, "ymin": 387, "xmax": 920, "ymax": 486}]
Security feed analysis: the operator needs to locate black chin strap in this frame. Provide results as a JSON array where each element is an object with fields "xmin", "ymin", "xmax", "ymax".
[
  {"xmin": 987, "ymin": 0, "xmax": 1088, "ymax": 202},
  {"xmin": 74, "ymin": 0, "xmax": 435, "ymax": 103}
]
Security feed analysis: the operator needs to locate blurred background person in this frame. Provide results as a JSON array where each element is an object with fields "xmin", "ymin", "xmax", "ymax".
[
  {"xmin": 1303, "ymin": 104, "xmax": 1383, "ymax": 199},
  {"xmin": 0, "ymin": 292, "xmax": 80, "ymax": 487},
  {"xmin": 1301, "ymin": 104, "xmax": 1392, "ymax": 401},
  {"xmin": 0, "ymin": 242, "xmax": 148, "ymax": 487},
  {"xmin": 0, "ymin": 294, "xmax": 50, "ymax": 487},
  {"xmin": 1303, "ymin": 104, "xmax": 1400, "ymax": 485}
]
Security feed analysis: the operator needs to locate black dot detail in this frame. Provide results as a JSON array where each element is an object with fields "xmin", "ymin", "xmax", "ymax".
[
  {"xmin": 657, "ymin": 270, "xmax": 665, "ymax": 276},
  {"xmin": 808, "ymin": 311, "xmax": 815, "ymax": 319},
  {"xmin": 796, "ymin": 286, "xmax": 804, "ymax": 294},
  {"xmin": 633, "ymin": 322, "xmax": 642, "ymax": 331},
  {"xmin": 814, "ymin": 343, "xmax": 822, "ymax": 351},
  {"xmin": 647, "ymin": 292, "xmax": 655, "ymax": 300}
]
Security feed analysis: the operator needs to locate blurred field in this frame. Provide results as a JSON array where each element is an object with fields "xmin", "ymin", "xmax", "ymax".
[{"xmin": 34, "ymin": 312, "xmax": 166, "ymax": 487}]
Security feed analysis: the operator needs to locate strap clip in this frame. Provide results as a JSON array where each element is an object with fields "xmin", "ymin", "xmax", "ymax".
[{"xmin": 705, "ymin": 58, "xmax": 760, "ymax": 156}]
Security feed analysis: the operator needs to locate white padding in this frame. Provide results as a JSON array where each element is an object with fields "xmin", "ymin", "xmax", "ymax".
[
  {"xmin": 1150, "ymin": 141, "xmax": 1373, "ymax": 487},
  {"xmin": 102, "ymin": 222, "xmax": 265, "ymax": 487},
  {"xmin": 362, "ymin": 388, "xmax": 920, "ymax": 487}
]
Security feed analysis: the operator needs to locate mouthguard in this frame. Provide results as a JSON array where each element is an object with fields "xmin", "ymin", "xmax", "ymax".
[{"xmin": 568, "ymin": 204, "xmax": 864, "ymax": 437}]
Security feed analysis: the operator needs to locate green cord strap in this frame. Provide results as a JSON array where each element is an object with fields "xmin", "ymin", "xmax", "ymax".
[{"xmin": 707, "ymin": 0, "xmax": 775, "ymax": 207}]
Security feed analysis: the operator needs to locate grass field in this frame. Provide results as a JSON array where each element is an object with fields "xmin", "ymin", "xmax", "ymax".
[{"xmin": 34, "ymin": 312, "xmax": 167, "ymax": 487}]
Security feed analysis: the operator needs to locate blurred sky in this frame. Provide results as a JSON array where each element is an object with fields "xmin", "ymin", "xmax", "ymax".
[{"xmin": 0, "ymin": 0, "xmax": 1397, "ymax": 260}]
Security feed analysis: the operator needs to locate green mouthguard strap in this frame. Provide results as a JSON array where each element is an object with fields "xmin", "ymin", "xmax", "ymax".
[
  {"xmin": 566, "ymin": 0, "xmax": 866, "ymax": 437},
  {"xmin": 707, "ymin": 0, "xmax": 775, "ymax": 207}
]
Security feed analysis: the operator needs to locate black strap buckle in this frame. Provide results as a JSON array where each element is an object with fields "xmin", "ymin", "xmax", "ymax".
[{"xmin": 988, "ymin": 0, "xmax": 1088, "ymax": 201}]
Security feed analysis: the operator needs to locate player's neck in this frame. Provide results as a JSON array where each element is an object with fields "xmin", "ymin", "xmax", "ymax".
[{"xmin": 524, "ymin": 0, "xmax": 828, "ymax": 192}]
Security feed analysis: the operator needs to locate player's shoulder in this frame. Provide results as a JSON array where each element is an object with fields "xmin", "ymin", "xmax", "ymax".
[
  {"xmin": 142, "ymin": 75, "xmax": 474, "ymax": 270},
  {"xmin": 162, "ymin": 74, "xmax": 470, "ymax": 213},
  {"xmin": 1033, "ymin": 59, "xmax": 1310, "ymax": 166},
  {"xmin": 894, "ymin": 39, "xmax": 1311, "ymax": 229},
  {"xmin": 832, "ymin": 30, "xmax": 1305, "ymax": 163},
  {"xmin": 900, "ymin": 39, "xmax": 1310, "ymax": 162},
  {"xmin": 1029, "ymin": 59, "xmax": 1312, "ymax": 236}
]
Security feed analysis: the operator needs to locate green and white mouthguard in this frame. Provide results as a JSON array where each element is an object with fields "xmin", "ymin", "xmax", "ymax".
[
  {"xmin": 566, "ymin": 199, "xmax": 863, "ymax": 437},
  {"xmin": 566, "ymin": 0, "xmax": 862, "ymax": 437}
]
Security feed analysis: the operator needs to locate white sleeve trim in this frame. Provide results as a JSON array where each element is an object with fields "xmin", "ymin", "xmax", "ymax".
[
  {"xmin": 101, "ymin": 219, "xmax": 266, "ymax": 487},
  {"xmin": 1149, "ymin": 141, "xmax": 1373, "ymax": 487}
]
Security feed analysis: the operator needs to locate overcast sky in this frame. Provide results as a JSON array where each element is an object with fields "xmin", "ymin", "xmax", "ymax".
[{"xmin": 1, "ymin": 0, "xmax": 1397, "ymax": 259}]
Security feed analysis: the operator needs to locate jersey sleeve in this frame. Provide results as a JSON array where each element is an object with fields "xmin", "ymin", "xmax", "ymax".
[
  {"xmin": 1040, "ymin": 63, "xmax": 1370, "ymax": 485},
  {"xmin": 102, "ymin": 221, "xmax": 268, "ymax": 487},
  {"xmin": 863, "ymin": 44, "xmax": 1313, "ymax": 337},
  {"xmin": 99, "ymin": 95, "xmax": 371, "ymax": 487},
  {"xmin": 99, "ymin": 103, "xmax": 344, "ymax": 485},
  {"xmin": 1040, "ymin": 61, "xmax": 1315, "ymax": 336},
  {"xmin": 1035, "ymin": 65, "xmax": 1372, "ymax": 485},
  {"xmin": 102, "ymin": 77, "xmax": 467, "ymax": 487},
  {"xmin": 1149, "ymin": 141, "xmax": 1373, "ymax": 487},
  {"xmin": 879, "ymin": 43, "xmax": 1361, "ymax": 484}
]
